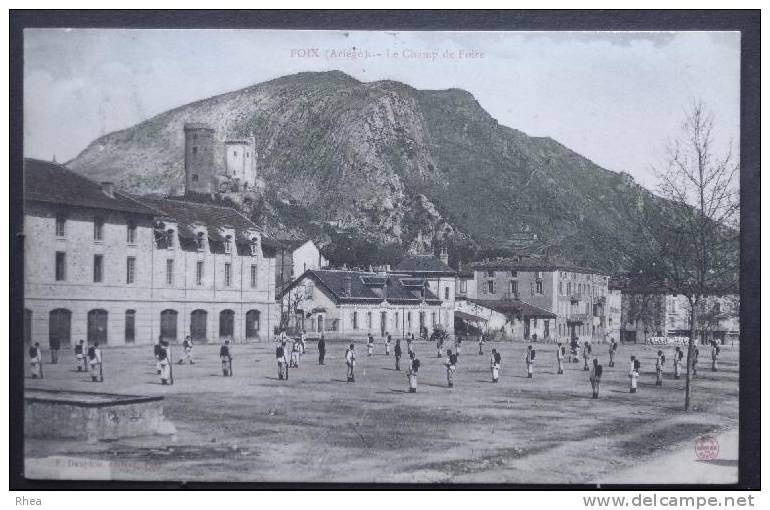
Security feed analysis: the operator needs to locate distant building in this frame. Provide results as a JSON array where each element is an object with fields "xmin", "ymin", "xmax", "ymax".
[
  {"xmin": 278, "ymin": 269, "xmax": 448, "ymax": 340},
  {"xmin": 393, "ymin": 253, "xmax": 456, "ymax": 337},
  {"xmin": 455, "ymin": 261, "xmax": 478, "ymax": 300},
  {"xmin": 609, "ymin": 275, "xmax": 739, "ymax": 345},
  {"xmin": 455, "ymin": 298, "xmax": 556, "ymax": 341},
  {"xmin": 224, "ymin": 137, "xmax": 257, "ymax": 189},
  {"xmin": 468, "ymin": 255, "xmax": 611, "ymax": 343},
  {"xmin": 24, "ymin": 158, "xmax": 280, "ymax": 348}
]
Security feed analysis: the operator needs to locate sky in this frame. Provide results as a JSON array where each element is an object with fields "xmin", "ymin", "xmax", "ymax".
[{"xmin": 24, "ymin": 29, "xmax": 740, "ymax": 191}]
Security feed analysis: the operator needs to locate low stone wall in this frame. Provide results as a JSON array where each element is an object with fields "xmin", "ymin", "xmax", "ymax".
[{"xmin": 25, "ymin": 389, "xmax": 175, "ymax": 441}]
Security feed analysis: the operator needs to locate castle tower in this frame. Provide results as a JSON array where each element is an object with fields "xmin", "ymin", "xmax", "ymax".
[
  {"xmin": 224, "ymin": 136, "xmax": 256, "ymax": 190},
  {"xmin": 184, "ymin": 123, "xmax": 215, "ymax": 195}
]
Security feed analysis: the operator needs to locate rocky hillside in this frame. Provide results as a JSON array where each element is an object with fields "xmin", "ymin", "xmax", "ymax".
[{"xmin": 67, "ymin": 70, "xmax": 665, "ymax": 272}]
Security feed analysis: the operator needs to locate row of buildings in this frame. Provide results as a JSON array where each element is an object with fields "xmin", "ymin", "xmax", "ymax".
[{"xmin": 22, "ymin": 123, "xmax": 739, "ymax": 348}]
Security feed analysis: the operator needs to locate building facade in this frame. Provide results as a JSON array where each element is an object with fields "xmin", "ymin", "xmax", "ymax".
[
  {"xmin": 24, "ymin": 158, "xmax": 279, "ymax": 349},
  {"xmin": 393, "ymin": 253, "xmax": 456, "ymax": 338},
  {"xmin": 469, "ymin": 256, "xmax": 611, "ymax": 343},
  {"xmin": 279, "ymin": 268, "xmax": 449, "ymax": 341}
]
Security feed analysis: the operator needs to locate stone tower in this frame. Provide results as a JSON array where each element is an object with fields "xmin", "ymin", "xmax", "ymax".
[{"xmin": 184, "ymin": 123, "xmax": 215, "ymax": 195}]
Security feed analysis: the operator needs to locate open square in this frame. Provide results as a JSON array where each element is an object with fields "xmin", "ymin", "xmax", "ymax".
[{"xmin": 24, "ymin": 339, "xmax": 739, "ymax": 483}]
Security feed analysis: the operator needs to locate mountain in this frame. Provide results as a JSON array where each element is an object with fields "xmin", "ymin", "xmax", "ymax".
[{"xmin": 66, "ymin": 70, "xmax": 664, "ymax": 272}]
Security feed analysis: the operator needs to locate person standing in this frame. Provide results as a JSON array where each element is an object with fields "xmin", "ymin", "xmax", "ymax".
[
  {"xmin": 318, "ymin": 335, "xmax": 326, "ymax": 365},
  {"xmin": 178, "ymin": 335, "xmax": 194, "ymax": 365},
  {"xmin": 88, "ymin": 342, "xmax": 103, "ymax": 382},
  {"xmin": 655, "ymin": 350, "xmax": 666, "ymax": 386},
  {"xmin": 570, "ymin": 337, "xmax": 579, "ymax": 363},
  {"xmin": 490, "ymin": 348, "xmax": 501, "ymax": 383},
  {"xmin": 367, "ymin": 333, "xmax": 374, "ymax": 357},
  {"xmin": 29, "ymin": 342, "xmax": 43, "ymax": 379},
  {"xmin": 436, "ymin": 334, "xmax": 443, "ymax": 358},
  {"xmin": 406, "ymin": 352, "xmax": 420, "ymax": 393},
  {"xmin": 406, "ymin": 333, "xmax": 414, "ymax": 357},
  {"xmin": 299, "ymin": 330, "xmax": 307, "ymax": 355},
  {"xmin": 582, "ymin": 341, "xmax": 592, "ymax": 371},
  {"xmin": 49, "ymin": 334, "xmax": 60, "ymax": 364},
  {"xmin": 158, "ymin": 341, "xmax": 171, "ymax": 385},
  {"xmin": 556, "ymin": 342, "xmax": 565, "ymax": 374},
  {"xmin": 345, "ymin": 343, "xmax": 356, "ymax": 382},
  {"xmin": 385, "ymin": 332, "xmax": 391, "ymax": 356},
  {"xmin": 478, "ymin": 336, "xmax": 485, "ymax": 356},
  {"xmin": 75, "ymin": 339, "xmax": 86, "ymax": 372},
  {"xmin": 276, "ymin": 341, "xmax": 288, "ymax": 380},
  {"xmin": 608, "ymin": 338, "xmax": 617, "ymax": 367},
  {"xmin": 525, "ymin": 344, "xmax": 536, "ymax": 378},
  {"xmin": 589, "ymin": 358, "xmax": 603, "ymax": 399},
  {"xmin": 455, "ymin": 336, "xmax": 463, "ymax": 357},
  {"xmin": 154, "ymin": 335, "xmax": 163, "ymax": 375},
  {"xmin": 673, "ymin": 346, "xmax": 683, "ymax": 379},
  {"xmin": 290, "ymin": 339, "xmax": 301, "ymax": 368},
  {"xmin": 394, "ymin": 338, "xmax": 402, "ymax": 371},
  {"xmin": 445, "ymin": 349, "xmax": 457, "ymax": 388},
  {"xmin": 220, "ymin": 339, "xmax": 233, "ymax": 376},
  {"xmin": 711, "ymin": 341, "xmax": 720, "ymax": 372},
  {"xmin": 629, "ymin": 356, "xmax": 639, "ymax": 393}
]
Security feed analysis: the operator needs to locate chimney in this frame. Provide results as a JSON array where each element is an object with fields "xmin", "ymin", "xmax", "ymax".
[
  {"xmin": 343, "ymin": 276, "xmax": 352, "ymax": 297},
  {"xmin": 101, "ymin": 182, "xmax": 114, "ymax": 197},
  {"xmin": 440, "ymin": 246, "xmax": 449, "ymax": 266}
]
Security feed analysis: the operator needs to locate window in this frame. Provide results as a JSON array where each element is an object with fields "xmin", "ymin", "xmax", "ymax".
[
  {"xmin": 196, "ymin": 261, "xmax": 204, "ymax": 286},
  {"xmin": 166, "ymin": 229, "xmax": 175, "ymax": 249},
  {"xmin": 352, "ymin": 311, "xmax": 359, "ymax": 330},
  {"xmin": 510, "ymin": 271, "xmax": 518, "ymax": 277},
  {"xmin": 224, "ymin": 263, "xmax": 232, "ymax": 286},
  {"xmin": 224, "ymin": 236, "xmax": 233, "ymax": 254},
  {"xmin": 49, "ymin": 309, "xmax": 71, "ymax": 347},
  {"xmin": 196, "ymin": 232, "xmax": 205, "ymax": 251},
  {"xmin": 367, "ymin": 312, "xmax": 372, "ymax": 329},
  {"xmin": 536, "ymin": 280, "xmax": 543, "ymax": 295},
  {"xmin": 487, "ymin": 281, "xmax": 494, "ymax": 294},
  {"xmin": 714, "ymin": 302, "xmax": 721, "ymax": 314},
  {"xmin": 192, "ymin": 146, "xmax": 198, "ymax": 155},
  {"xmin": 127, "ymin": 222, "xmax": 137, "ymax": 244},
  {"xmin": 93, "ymin": 255, "xmax": 103, "ymax": 282},
  {"xmin": 407, "ymin": 312, "xmax": 412, "ymax": 329},
  {"xmin": 94, "ymin": 217, "xmax": 104, "ymax": 241},
  {"xmin": 126, "ymin": 256, "xmax": 136, "ymax": 284},
  {"xmin": 304, "ymin": 282, "xmax": 314, "ymax": 299},
  {"xmin": 192, "ymin": 174, "xmax": 198, "ymax": 182},
  {"xmin": 250, "ymin": 265, "xmax": 257, "ymax": 288},
  {"xmin": 534, "ymin": 318, "xmax": 538, "ymax": 328},
  {"xmin": 246, "ymin": 310, "xmax": 260, "ymax": 338},
  {"xmin": 250, "ymin": 242, "xmax": 258, "ymax": 256},
  {"xmin": 444, "ymin": 287, "xmax": 450, "ymax": 300},
  {"xmin": 166, "ymin": 259, "xmax": 174, "ymax": 286},
  {"xmin": 54, "ymin": 251, "xmax": 67, "ymax": 281},
  {"xmin": 125, "ymin": 310, "xmax": 136, "ymax": 344},
  {"xmin": 460, "ymin": 280, "xmax": 467, "ymax": 293},
  {"xmin": 87, "ymin": 309, "xmax": 109, "ymax": 344},
  {"xmin": 559, "ymin": 281, "xmax": 563, "ymax": 295},
  {"xmin": 510, "ymin": 280, "xmax": 518, "ymax": 295},
  {"xmin": 55, "ymin": 214, "xmax": 66, "ymax": 237},
  {"xmin": 190, "ymin": 310, "xmax": 207, "ymax": 340},
  {"xmin": 160, "ymin": 309, "xmax": 178, "ymax": 341},
  {"xmin": 219, "ymin": 310, "xmax": 235, "ymax": 338}
]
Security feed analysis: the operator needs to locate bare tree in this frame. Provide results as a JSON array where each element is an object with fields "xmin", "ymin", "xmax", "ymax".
[{"xmin": 634, "ymin": 101, "xmax": 739, "ymax": 411}]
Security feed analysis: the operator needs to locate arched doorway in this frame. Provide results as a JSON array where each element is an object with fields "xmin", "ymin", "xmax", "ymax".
[
  {"xmin": 190, "ymin": 310, "xmax": 208, "ymax": 342},
  {"xmin": 245, "ymin": 310, "xmax": 260, "ymax": 340},
  {"xmin": 87, "ymin": 309, "xmax": 108, "ymax": 344},
  {"xmin": 160, "ymin": 309, "xmax": 178, "ymax": 341},
  {"xmin": 125, "ymin": 310, "xmax": 136, "ymax": 344},
  {"xmin": 219, "ymin": 309, "xmax": 235, "ymax": 340}
]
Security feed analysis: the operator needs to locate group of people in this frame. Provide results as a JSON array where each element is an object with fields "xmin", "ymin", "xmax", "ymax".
[{"xmin": 28, "ymin": 339, "xmax": 103, "ymax": 382}]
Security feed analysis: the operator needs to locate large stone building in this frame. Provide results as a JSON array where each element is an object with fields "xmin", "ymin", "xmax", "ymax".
[
  {"xmin": 278, "ymin": 268, "xmax": 450, "ymax": 341},
  {"xmin": 23, "ymin": 158, "xmax": 280, "ymax": 349},
  {"xmin": 468, "ymin": 256, "xmax": 612, "ymax": 343},
  {"xmin": 609, "ymin": 275, "xmax": 739, "ymax": 345}
]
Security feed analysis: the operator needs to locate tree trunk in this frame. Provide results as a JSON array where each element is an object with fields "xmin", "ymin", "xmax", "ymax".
[{"xmin": 684, "ymin": 298, "xmax": 697, "ymax": 411}]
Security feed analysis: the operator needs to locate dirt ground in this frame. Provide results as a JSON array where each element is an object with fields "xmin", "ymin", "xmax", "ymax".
[{"xmin": 24, "ymin": 339, "xmax": 739, "ymax": 484}]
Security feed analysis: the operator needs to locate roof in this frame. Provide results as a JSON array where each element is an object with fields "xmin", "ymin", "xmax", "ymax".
[
  {"xmin": 467, "ymin": 298, "xmax": 557, "ymax": 319},
  {"xmin": 277, "ymin": 239, "xmax": 314, "ymax": 252},
  {"xmin": 280, "ymin": 269, "xmax": 443, "ymax": 305},
  {"xmin": 394, "ymin": 255, "xmax": 456, "ymax": 275},
  {"xmin": 608, "ymin": 273, "xmax": 739, "ymax": 296},
  {"xmin": 133, "ymin": 196, "xmax": 282, "ymax": 250},
  {"xmin": 455, "ymin": 310, "xmax": 488, "ymax": 323},
  {"xmin": 470, "ymin": 255, "xmax": 605, "ymax": 275},
  {"xmin": 23, "ymin": 159, "xmax": 156, "ymax": 216}
]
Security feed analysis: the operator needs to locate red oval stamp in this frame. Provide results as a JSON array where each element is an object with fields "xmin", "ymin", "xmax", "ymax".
[{"xmin": 695, "ymin": 435, "xmax": 720, "ymax": 460}]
